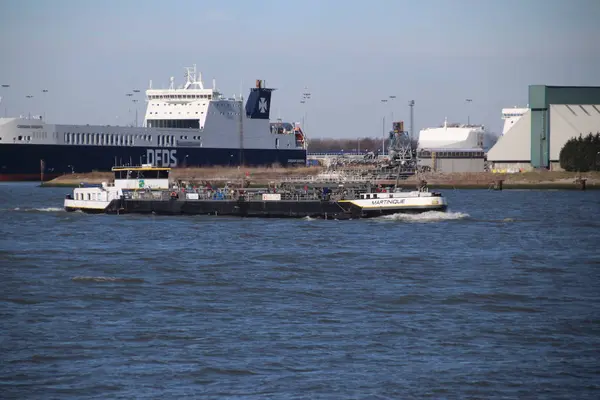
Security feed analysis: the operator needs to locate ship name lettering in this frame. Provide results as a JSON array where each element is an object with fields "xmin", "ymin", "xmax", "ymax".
[
  {"xmin": 371, "ymin": 199, "xmax": 405, "ymax": 205},
  {"xmin": 146, "ymin": 149, "xmax": 178, "ymax": 167}
]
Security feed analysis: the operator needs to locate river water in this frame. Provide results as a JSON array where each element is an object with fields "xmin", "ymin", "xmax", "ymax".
[{"xmin": 1, "ymin": 183, "xmax": 599, "ymax": 399}]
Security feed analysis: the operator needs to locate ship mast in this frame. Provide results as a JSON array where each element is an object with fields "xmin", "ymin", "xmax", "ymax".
[{"xmin": 238, "ymin": 78, "xmax": 244, "ymax": 168}]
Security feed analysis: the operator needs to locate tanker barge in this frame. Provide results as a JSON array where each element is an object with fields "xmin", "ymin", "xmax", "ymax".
[{"xmin": 63, "ymin": 165, "xmax": 448, "ymax": 219}]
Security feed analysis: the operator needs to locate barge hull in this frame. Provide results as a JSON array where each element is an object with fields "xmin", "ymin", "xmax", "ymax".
[{"xmin": 102, "ymin": 199, "xmax": 447, "ymax": 219}]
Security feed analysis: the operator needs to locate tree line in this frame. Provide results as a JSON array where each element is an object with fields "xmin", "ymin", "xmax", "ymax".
[
  {"xmin": 559, "ymin": 132, "xmax": 600, "ymax": 172},
  {"xmin": 307, "ymin": 137, "xmax": 384, "ymax": 153}
]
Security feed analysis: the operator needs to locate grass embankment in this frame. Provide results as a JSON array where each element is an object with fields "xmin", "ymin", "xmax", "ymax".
[
  {"xmin": 42, "ymin": 166, "xmax": 324, "ymax": 187},
  {"xmin": 398, "ymin": 171, "xmax": 600, "ymax": 190},
  {"xmin": 43, "ymin": 168, "xmax": 600, "ymax": 190}
]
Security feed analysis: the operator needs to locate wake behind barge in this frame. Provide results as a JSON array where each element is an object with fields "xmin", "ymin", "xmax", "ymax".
[{"xmin": 64, "ymin": 165, "xmax": 447, "ymax": 219}]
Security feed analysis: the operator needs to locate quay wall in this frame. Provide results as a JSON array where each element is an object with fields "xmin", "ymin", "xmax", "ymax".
[{"xmin": 42, "ymin": 167, "xmax": 600, "ymax": 190}]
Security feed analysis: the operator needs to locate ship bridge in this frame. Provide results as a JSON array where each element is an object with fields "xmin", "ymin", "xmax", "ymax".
[{"xmin": 144, "ymin": 64, "xmax": 237, "ymax": 129}]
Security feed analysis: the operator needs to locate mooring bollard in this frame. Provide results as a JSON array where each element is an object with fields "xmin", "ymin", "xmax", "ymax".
[{"xmin": 575, "ymin": 177, "xmax": 587, "ymax": 191}]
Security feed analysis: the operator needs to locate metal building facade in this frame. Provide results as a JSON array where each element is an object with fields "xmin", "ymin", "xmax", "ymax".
[
  {"xmin": 529, "ymin": 85, "xmax": 600, "ymax": 168},
  {"xmin": 418, "ymin": 149, "xmax": 485, "ymax": 173}
]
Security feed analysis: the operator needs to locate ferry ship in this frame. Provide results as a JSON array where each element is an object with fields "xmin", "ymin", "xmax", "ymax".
[
  {"xmin": 0, "ymin": 65, "xmax": 307, "ymax": 181},
  {"xmin": 417, "ymin": 118, "xmax": 499, "ymax": 151},
  {"xmin": 501, "ymin": 106, "xmax": 528, "ymax": 135}
]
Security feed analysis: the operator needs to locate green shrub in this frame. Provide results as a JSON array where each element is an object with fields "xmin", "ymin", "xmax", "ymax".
[{"xmin": 559, "ymin": 132, "xmax": 600, "ymax": 172}]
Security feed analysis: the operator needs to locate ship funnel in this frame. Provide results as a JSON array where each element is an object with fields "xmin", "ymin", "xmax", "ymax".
[{"xmin": 245, "ymin": 81, "xmax": 273, "ymax": 120}]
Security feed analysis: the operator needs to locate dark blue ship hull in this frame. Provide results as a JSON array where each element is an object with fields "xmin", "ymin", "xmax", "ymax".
[{"xmin": 0, "ymin": 144, "xmax": 307, "ymax": 181}]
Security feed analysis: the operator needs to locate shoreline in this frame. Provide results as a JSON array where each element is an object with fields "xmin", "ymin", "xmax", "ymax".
[{"xmin": 40, "ymin": 168, "xmax": 600, "ymax": 190}]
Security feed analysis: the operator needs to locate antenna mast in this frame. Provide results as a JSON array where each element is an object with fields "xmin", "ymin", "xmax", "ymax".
[
  {"xmin": 409, "ymin": 100, "xmax": 415, "ymax": 143},
  {"xmin": 238, "ymin": 93, "xmax": 244, "ymax": 166}
]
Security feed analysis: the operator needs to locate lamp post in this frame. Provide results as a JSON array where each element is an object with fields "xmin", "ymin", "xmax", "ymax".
[
  {"xmin": 1, "ymin": 84, "xmax": 9, "ymax": 117},
  {"xmin": 408, "ymin": 100, "xmax": 415, "ymax": 143},
  {"xmin": 466, "ymin": 98, "xmax": 473, "ymax": 125},
  {"xmin": 389, "ymin": 95, "xmax": 396, "ymax": 125},
  {"xmin": 126, "ymin": 93, "xmax": 133, "ymax": 127},
  {"xmin": 25, "ymin": 95, "xmax": 34, "ymax": 119},
  {"xmin": 300, "ymin": 87, "xmax": 311, "ymax": 133},
  {"xmin": 132, "ymin": 99, "xmax": 139, "ymax": 127},
  {"xmin": 380, "ymin": 99, "xmax": 388, "ymax": 154},
  {"xmin": 41, "ymin": 89, "xmax": 48, "ymax": 121},
  {"xmin": 132, "ymin": 89, "xmax": 141, "ymax": 127}
]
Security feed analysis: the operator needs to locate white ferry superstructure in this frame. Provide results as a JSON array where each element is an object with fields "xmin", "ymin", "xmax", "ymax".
[
  {"xmin": 501, "ymin": 106, "xmax": 528, "ymax": 135},
  {"xmin": 417, "ymin": 118, "xmax": 499, "ymax": 151}
]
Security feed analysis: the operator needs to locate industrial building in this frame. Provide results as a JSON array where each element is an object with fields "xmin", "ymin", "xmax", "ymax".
[
  {"xmin": 488, "ymin": 85, "xmax": 600, "ymax": 171},
  {"xmin": 418, "ymin": 148, "xmax": 486, "ymax": 173}
]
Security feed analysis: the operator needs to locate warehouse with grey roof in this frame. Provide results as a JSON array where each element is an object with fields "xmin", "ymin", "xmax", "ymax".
[{"xmin": 487, "ymin": 85, "xmax": 600, "ymax": 171}]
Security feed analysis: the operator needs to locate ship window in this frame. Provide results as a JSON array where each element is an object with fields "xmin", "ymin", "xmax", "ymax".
[
  {"xmin": 373, "ymin": 194, "xmax": 378, "ymax": 199},
  {"xmin": 275, "ymin": 138, "xmax": 280, "ymax": 149},
  {"xmin": 366, "ymin": 194, "xmax": 371, "ymax": 199}
]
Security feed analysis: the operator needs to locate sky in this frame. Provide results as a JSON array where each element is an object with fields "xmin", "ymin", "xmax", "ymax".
[{"xmin": 1, "ymin": 0, "xmax": 599, "ymax": 138}]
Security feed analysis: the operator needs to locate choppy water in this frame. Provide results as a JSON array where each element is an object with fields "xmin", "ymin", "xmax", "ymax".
[{"xmin": 1, "ymin": 183, "xmax": 600, "ymax": 399}]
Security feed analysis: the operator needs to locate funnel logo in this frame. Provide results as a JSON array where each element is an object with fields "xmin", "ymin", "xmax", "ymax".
[{"xmin": 258, "ymin": 97, "xmax": 268, "ymax": 113}]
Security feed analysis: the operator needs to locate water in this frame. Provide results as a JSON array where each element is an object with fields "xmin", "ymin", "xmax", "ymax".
[{"xmin": 1, "ymin": 183, "xmax": 599, "ymax": 399}]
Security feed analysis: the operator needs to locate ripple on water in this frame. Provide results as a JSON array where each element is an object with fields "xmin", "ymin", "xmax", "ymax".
[
  {"xmin": 71, "ymin": 276, "xmax": 146, "ymax": 283},
  {"xmin": 1, "ymin": 185, "xmax": 600, "ymax": 398}
]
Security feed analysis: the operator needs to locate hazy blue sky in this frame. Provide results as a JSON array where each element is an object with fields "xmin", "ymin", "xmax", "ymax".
[{"xmin": 1, "ymin": 0, "xmax": 599, "ymax": 138}]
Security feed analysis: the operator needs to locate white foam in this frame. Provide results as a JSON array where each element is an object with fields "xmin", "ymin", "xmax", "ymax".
[
  {"xmin": 379, "ymin": 211, "xmax": 470, "ymax": 223},
  {"xmin": 32, "ymin": 207, "xmax": 64, "ymax": 212},
  {"xmin": 10, "ymin": 207, "xmax": 63, "ymax": 212}
]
